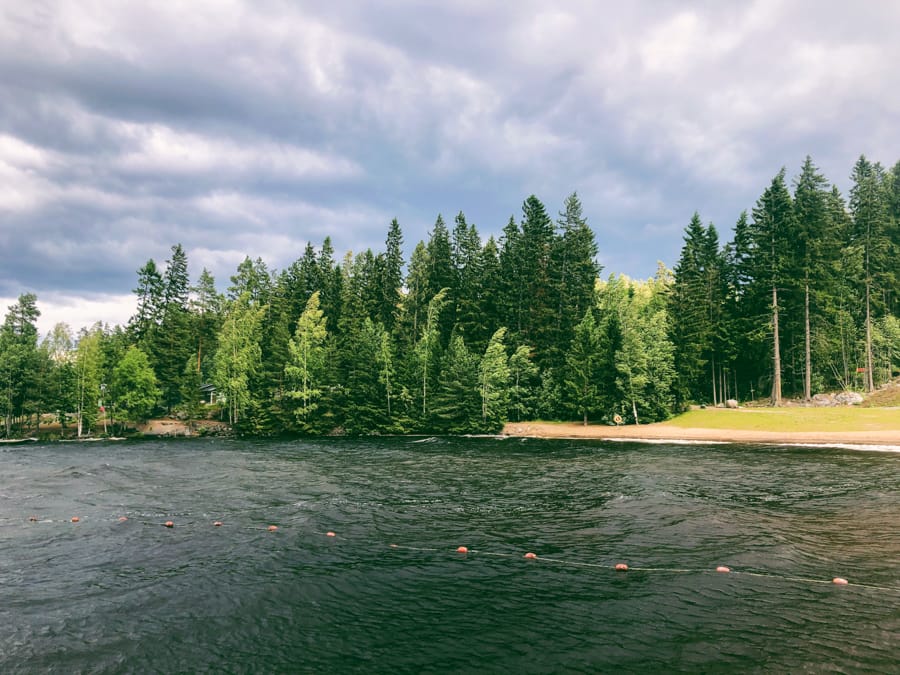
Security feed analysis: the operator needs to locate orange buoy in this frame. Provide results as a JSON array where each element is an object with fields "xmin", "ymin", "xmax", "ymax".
[
  {"xmin": 615, "ymin": 563, "xmax": 628, "ymax": 571},
  {"xmin": 326, "ymin": 531, "xmax": 336, "ymax": 537},
  {"xmin": 267, "ymin": 525, "xmax": 278, "ymax": 532},
  {"xmin": 832, "ymin": 577, "xmax": 849, "ymax": 585},
  {"xmin": 71, "ymin": 516, "xmax": 80, "ymax": 523},
  {"xmin": 524, "ymin": 552, "xmax": 537, "ymax": 559},
  {"xmin": 456, "ymin": 546, "xmax": 469, "ymax": 553},
  {"xmin": 716, "ymin": 566, "xmax": 731, "ymax": 573},
  {"xmin": 213, "ymin": 521, "xmax": 223, "ymax": 527},
  {"xmin": 164, "ymin": 521, "xmax": 174, "ymax": 528}
]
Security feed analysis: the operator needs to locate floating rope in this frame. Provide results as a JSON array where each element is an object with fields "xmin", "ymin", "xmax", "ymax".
[{"xmin": 14, "ymin": 514, "xmax": 900, "ymax": 593}]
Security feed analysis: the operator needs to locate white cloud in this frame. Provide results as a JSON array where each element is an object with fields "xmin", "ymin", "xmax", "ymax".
[
  {"xmin": 113, "ymin": 123, "xmax": 362, "ymax": 180},
  {"xmin": 0, "ymin": 292, "xmax": 136, "ymax": 338}
]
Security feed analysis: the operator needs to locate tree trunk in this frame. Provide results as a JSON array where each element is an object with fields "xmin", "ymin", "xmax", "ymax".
[
  {"xmin": 771, "ymin": 285, "xmax": 782, "ymax": 406},
  {"xmin": 865, "ymin": 280, "xmax": 875, "ymax": 392},
  {"xmin": 804, "ymin": 280, "xmax": 811, "ymax": 401}
]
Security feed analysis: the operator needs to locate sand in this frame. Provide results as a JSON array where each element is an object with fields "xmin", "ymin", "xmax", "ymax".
[{"xmin": 502, "ymin": 421, "xmax": 900, "ymax": 447}]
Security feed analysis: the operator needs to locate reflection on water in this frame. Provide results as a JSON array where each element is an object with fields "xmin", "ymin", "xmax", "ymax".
[{"xmin": 0, "ymin": 438, "xmax": 897, "ymax": 673}]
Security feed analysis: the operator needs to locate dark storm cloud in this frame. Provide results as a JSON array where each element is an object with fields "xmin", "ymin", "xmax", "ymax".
[{"xmin": 2, "ymin": 0, "xmax": 900, "ymax": 331}]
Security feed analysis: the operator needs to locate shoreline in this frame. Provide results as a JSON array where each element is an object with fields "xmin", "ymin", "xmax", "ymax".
[{"xmin": 502, "ymin": 421, "xmax": 900, "ymax": 447}]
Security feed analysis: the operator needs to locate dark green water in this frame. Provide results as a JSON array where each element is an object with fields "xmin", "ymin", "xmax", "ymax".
[{"xmin": 1, "ymin": 437, "xmax": 897, "ymax": 673}]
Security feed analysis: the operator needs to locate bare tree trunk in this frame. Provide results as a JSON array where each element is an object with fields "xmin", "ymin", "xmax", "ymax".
[
  {"xmin": 865, "ymin": 280, "xmax": 875, "ymax": 392},
  {"xmin": 711, "ymin": 355, "xmax": 717, "ymax": 406},
  {"xmin": 804, "ymin": 279, "xmax": 812, "ymax": 401},
  {"xmin": 772, "ymin": 285, "xmax": 782, "ymax": 406}
]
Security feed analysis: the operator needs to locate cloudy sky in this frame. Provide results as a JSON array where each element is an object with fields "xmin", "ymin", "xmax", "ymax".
[{"xmin": 2, "ymin": 1, "xmax": 899, "ymax": 335}]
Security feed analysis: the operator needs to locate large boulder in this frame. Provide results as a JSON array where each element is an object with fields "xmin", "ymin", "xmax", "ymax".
[
  {"xmin": 834, "ymin": 391, "xmax": 864, "ymax": 405},
  {"xmin": 725, "ymin": 399, "xmax": 738, "ymax": 409},
  {"xmin": 812, "ymin": 393, "xmax": 835, "ymax": 407}
]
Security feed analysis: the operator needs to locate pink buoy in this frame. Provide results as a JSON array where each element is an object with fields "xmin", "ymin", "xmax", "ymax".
[
  {"xmin": 524, "ymin": 552, "xmax": 537, "ymax": 560},
  {"xmin": 832, "ymin": 577, "xmax": 849, "ymax": 585},
  {"xmin": 615, "ymin": 563, "xmax": 628, "ymax": 571},
  {"xmin": 326, "ymin": 531, "xmax": 336, "ymax": 537},
  {"xmin": 389, "ymin": 543, "xmax": 398, "ymax": 548},
  {"xmin": 118, "ymin": 516, "xmax": 128, "ymax": 522},
  {"xmin": 164, "ymin": 521, "xmax": 174, "ymax": 528},
  {"xmin": 267, "ymin": 525, "xmax": 278, "ymax": 532},
  {"xmin": 213, "ymin": 521, "xmax": 223, "ymax": 527},
  {"xmin": 71, "ymin": 516, "xmax": 81, "ymax": 523},
  {"xmin": 716, "ymin": 566, "xmax": 731, "ymax": 573},
  {"xmin": 456, "ymin": 546, "xmax": 469, "ymax": 554}
]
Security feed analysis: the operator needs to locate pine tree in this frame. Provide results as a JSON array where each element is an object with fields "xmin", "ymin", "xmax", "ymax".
[
  {"xmin": 431, "ymin": 333, "xmax": 481, "ymax": 432},
  {"xmin": 426, "ymin": 216, "xmax": 455, "ymax": 343},
  {"xmin": 750, "ymin": 169, "xmax": 796, "ymax": 405},
  {"xmin": 564, "ymin": 310, "xmax": 602, "ymax": 425},
  {"xmin": 669, "ymin": 214, "xmax": 726, "ymax": 404},
  {"xmin": 157, "ymin": 244, "xmax": 193, "ymax": 411},
  {"xmin": 792, "ymin": 156, "xmax": 833, "ymax": 400},
  {"xmin": 478, "ymin": 327, "xmax": 510, "ymax": 430},
  {"xmin": 849, "ymin": 156, "xmax": 891, "ymax": 392},
  {"xmin": 129, "ymin": 259, "xmax": 164, "ymax": 346},
  {"xmin": 380, "ymin": 219, "xmax": 404, "ymax": 332},
  {"xmin": 508, "ymin": 344, "xmax": 538, "ymax": 422},
  {"xmin": 414, "ymin": 289, "xmax": 448, "ymax": 423},
  {"xmin": 1, "ymin": 294, "xmax": 41, "ymax": 436},
  {"xmin": 550, "ymin": 192, "xmax": 600, "ymax": 370}
]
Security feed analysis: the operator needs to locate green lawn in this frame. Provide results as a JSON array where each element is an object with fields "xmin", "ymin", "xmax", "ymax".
[{"xmin": 662, "ymin": 407, "xmax": 900, "ymax": 433}]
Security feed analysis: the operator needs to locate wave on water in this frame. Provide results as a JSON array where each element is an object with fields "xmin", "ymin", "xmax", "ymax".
[
  {"xmin": 601, "ymin": 437, "xmax": 729, "ymax": 446},
  {"xmin": 782, "ymin": 442, "xmax": 900, "ymax": 453}
]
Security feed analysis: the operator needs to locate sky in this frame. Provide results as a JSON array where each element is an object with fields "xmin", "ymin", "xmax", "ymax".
[{"xmin": 2, "ymin": 1, "xmax": 900, "ymax": 336}]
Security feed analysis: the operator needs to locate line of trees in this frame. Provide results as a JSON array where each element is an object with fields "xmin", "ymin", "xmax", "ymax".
[
  {"xmin": 671, "ymin": 155, "xmax": 900, "ymax": 406},
  {"xmin": 1, "ymin": 155, "xmax": 898, "ymax": 437}
]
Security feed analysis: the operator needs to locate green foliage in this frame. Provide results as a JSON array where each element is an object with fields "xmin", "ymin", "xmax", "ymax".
[
  {"xmin": 5, "ymin": 167, "xmax": 899, "ymax": 438},
  {"xmin": 478, "ymin": 328, "xmax": 510, "ymax": 431},
  {"xmin": 112, "ymin": 346, "xmax": 159, "ymax": 423},
  {"xmin": 431, "ymin": 334, "xmax": 481, "ymax": 433},
  {"xmin": 285, "ymin": 291, "xmax": 329, "ymax": 432},
  {"xmin": 212, "ymin": 293, "xmax": 265, "ymax": 428}
]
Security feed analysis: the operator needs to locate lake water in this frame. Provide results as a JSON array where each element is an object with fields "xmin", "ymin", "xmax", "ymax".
[{"xmin": 1, "ymin": 437, "xmax": 898, "ymax": 673}]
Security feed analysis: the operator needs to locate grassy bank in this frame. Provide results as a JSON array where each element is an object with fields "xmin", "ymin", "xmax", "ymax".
[{"xmin": 661, "ymin": 407, "xmax": 900, "ymax": 433}]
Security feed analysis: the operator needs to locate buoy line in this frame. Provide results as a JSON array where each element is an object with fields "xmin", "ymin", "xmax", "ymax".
[
  {"xmin": 388, "ymin": 544, "xmax": 900, "ymax": 593},
  {"xmin": 15, "ymin": 514, "xmax": 900, "ymax": 593}
]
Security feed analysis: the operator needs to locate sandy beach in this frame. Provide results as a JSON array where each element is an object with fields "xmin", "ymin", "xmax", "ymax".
[{"xmin": 502, "ymin": 421, "xmax": 900, "ymax": 447}]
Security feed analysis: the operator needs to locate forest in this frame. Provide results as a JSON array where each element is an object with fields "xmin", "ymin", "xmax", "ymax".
[{"xmin": 2, "ymin": 155, "xmax": 899, "ymax": 438}]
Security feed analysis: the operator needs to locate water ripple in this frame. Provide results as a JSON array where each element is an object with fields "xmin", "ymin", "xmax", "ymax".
[{"xmin": 0, "ymin": 438, "xmax": 897, "ymax": 673}]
